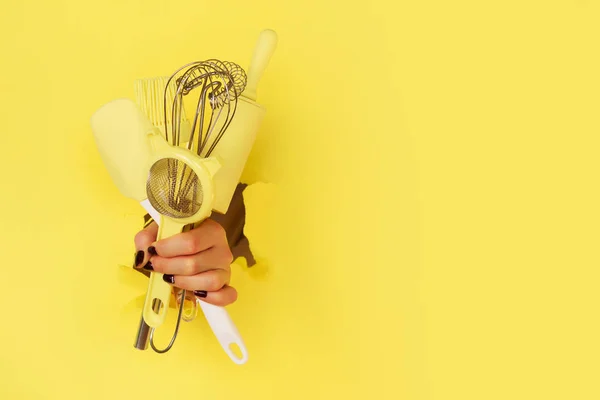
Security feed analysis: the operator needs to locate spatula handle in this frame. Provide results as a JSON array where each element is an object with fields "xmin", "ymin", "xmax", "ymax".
[{"xmin": 199, "ymin": 300, "xmax": 248, "ymax": 364}]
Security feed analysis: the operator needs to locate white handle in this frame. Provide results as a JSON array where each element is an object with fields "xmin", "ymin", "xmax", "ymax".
[
  {"xmin": 140, "ymin": 199, "xmax": 162, "ymax": 226},
  {"xmin": 140, "ymin": 200, "xmax": 248, "ymax": 364},
  {"xmin": 198, "ymin": 300, "xmax": 248, "ymax": 364}
]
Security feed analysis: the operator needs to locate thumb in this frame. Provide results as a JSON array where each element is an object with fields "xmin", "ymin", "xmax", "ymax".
[{"xmin": 134, "ymin": 221, "xmax": 159, "ymax": 269}]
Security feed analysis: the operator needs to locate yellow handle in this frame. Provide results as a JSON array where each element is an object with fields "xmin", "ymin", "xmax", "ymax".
[
  {"xmin": 142, "ymin": 216, "xmax": 185, "ymax": 328},
  {"xmin": 243, "ymin": 29, "xmax": 278, "ymax": 102}
]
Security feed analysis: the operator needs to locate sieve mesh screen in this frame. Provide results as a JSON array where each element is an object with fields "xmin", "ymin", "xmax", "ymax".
[{"xmin": 146, "ymin": 158, "xmax": 203, "ymax": 219}]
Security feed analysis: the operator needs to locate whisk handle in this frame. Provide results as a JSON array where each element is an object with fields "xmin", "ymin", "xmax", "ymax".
[{"xmin": 244, "ymin": 29, "xmax": 278, "ymax": 102}]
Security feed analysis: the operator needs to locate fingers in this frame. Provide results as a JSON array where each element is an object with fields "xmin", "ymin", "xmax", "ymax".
[
  {"xmin": 149, "ymin": 219, "xmax": 228, "ymax": 258},
  {"xmin": 136, "ymin": 218, "xmax": 238, "ymax": 307},
  {"xmin": 133, "ymin": 221, "xmax": 158, "ymax": 269},
  {"xmin": 149, "ymin": 247, "xmax": 232, "ymax": 276},
  {"xmin": 177, "ymin": 285, "xmax": 237, "ymax": 306},
  {"xmin": 165, "ymin": 269, "xmax": 230, "ymax": 292},
  {"xmin": 198, "ymin": 285, "xmax": 238, "ymax": 306}
]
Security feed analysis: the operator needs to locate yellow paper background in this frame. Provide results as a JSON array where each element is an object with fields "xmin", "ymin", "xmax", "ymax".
[{"xmin": 1, "ymin": 1, "xmax": 599, "ymax": 399}]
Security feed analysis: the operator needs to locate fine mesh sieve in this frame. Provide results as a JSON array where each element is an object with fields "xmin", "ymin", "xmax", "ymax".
[{"xmin": 146, "ymin": 158, "xmax": 204, "ymax": 219}]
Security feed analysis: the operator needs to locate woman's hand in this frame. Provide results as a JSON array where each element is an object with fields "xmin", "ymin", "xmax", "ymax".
[{"xmin": 133, "ymin": 219, "xmax": 237, "ymax": 306}]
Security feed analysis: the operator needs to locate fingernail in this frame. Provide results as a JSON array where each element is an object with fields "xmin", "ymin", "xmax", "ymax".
[
  {"xmin": 143, "ymin": 261, "xmax": 153, "ymax": 271},
  {"xmin": 162, "ymin": 274, "xmax": 174, "ymax": 284},
  {"xmin": 135, "ymin": 251, "xmax": 144, "ymax": 267},
  {"xmin": 148, "ymin": 246, "xmax": 157, "ymax": 256},
  {"xmin": 193, "ymin": 290, "xmax": 207, "ymax": 298}
]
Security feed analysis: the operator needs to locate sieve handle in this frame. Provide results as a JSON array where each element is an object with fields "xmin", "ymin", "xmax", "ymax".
[
  {"xmin": 140, "ymin": 200, "xmax": 248, "ymax": 363},
  {"xmin": 142, "ymin": 216, "xmax": 185, "ymax": 328}
]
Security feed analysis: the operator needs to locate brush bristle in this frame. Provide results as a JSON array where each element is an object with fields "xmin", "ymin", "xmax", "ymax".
[{"xmin": 134, "ymin": 77, "xmax": 189, "ymax": 131}]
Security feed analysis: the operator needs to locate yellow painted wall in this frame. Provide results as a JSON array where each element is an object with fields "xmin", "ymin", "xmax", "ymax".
[{"xmin": 1, "ymin": 1, "xmax": 599, "ymax": 399}]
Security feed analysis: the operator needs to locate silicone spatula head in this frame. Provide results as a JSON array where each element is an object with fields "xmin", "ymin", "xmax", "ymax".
[{"xmin": 90, "ymin": 98, "xmax": 158, "ymax": 201}]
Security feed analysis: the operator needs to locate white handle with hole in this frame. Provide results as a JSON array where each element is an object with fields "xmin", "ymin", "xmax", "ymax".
[
  {"xmin": 141, "ymin": 200, "xmax": 248, "ymax": 364},
  {"xmin": 198, "ymin": 300, "xmax": 248, "ymax": 364}
]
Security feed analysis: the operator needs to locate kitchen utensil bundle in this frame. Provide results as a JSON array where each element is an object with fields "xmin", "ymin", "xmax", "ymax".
[{"xmin": 90, "ymin": 29, "xmax": 278, "ymax": 364}]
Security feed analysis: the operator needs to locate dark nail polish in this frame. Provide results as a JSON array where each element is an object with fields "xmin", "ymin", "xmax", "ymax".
[
  {"xmin": 162, "ymin": 274, "xmax": 174, "ymax": 284},
  {"xmin": 143, "ymin": 261, "xmax": 153, "ymax": 271},
  {"xmin": 193, "ymin": 290, "xmax": 207, "ymax": 298},
  {"xmin": 148, "ymin": 246, "xmax": 157, "ymax": 256},
  {"xmin": 135, "ymin": 251, "xmax": 144, "ymax": 267}
]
